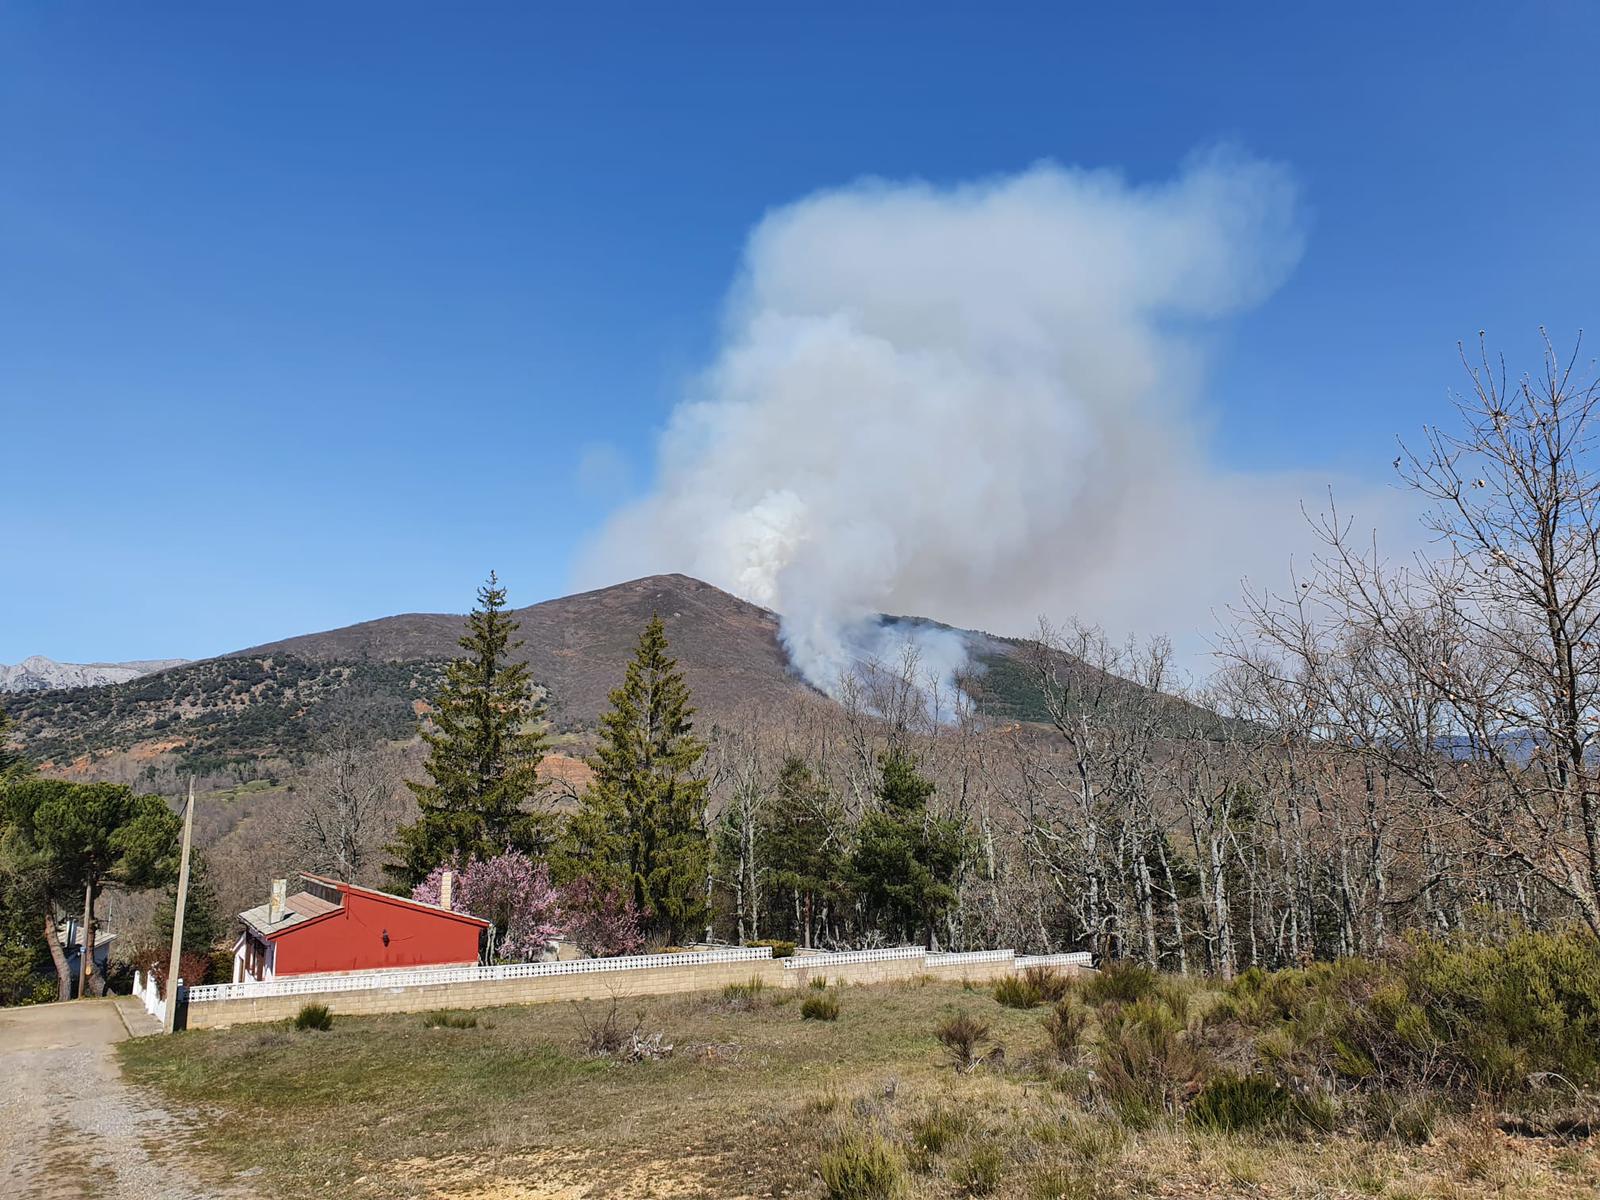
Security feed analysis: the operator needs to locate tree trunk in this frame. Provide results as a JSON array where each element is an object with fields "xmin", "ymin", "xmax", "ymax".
[
  {"xmin": 78, "ymin": 880, "xmax": 95, "ymax": 1001},
  {"xmin": 44, "ymin": 909, "xmax": 71, "ymax": 1002}
]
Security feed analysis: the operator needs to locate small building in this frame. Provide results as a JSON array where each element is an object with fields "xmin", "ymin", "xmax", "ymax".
[
  {"xmin": 232, "ymin": 873, "xmax": 488, "ymax": 983},
  {"xmin": 57, "ymin": 919, "xmax": 116, "ymax": 996}
]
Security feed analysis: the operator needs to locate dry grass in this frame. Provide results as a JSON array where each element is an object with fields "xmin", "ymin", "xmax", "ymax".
[{"xmin": 119, "ymin": 979, "xmax": 1600, "ymax": 1199}]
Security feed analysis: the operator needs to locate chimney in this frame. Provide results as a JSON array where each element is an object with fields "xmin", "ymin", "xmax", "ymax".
[
  {"xmin": 439, "ymin": 870, "xmax": 453, "ymax": 911},
  {"xmin": 268, "ymin": 878, "xmax": 287, "ymax": 924}
]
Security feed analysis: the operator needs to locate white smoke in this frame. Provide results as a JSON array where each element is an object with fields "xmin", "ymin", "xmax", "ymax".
[{"xmin": 578, "ymin": 150, "xmax": 1387, "ymax": 695}]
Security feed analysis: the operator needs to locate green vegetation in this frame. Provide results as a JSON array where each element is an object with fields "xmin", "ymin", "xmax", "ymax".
[
  {"xmin": 293, "ymin": 1002, "xmax": 334, "ymax": 1031},
  {"xmin": 746, "ymin": 938, "xmax": 795, "ymax": 958},
  {"xmin": 560, "ymin": 615, "xmax": 709, "ymax": 944},
  {"xmin": 119, "ymin": 969, "xmax": 1600, "ymax": 1200},
  {"xmin": 4, "ymin": 654, "xmax": 445, "ymax": 774},
  {"xmin": 1, "ymin": 775, "xmax": 180, "ymax": 999},
  {"xmin": 819, "ymin": 1130, "xmax": 907, "ymax": 1200},
  {"xmin": 801, "ymin": 989, "xmax": 841, "ymax": 1021},
  {"xmin": 421, "ymin": 1009, "xmax": 478, "ymax": 1029},
  {"xmin": 993, "ymin": 967, "xmax": 1070, "ymax": 1009},
  {"xmin": 388, "ymin": 574, "xmax": 552, "ymax": 886},
  {"xmin": 850, "ymin": 749, "xmax": 966, "ymax": 947}
]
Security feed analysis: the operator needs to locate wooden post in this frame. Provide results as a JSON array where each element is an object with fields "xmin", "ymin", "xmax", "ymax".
[
  {"xmin": 163, "ymin": 779, "xmax": 195, "ymax": 1034},
  {"xmin": 77, "ymin": 881, "xmax": 94, "ymax": 999}
]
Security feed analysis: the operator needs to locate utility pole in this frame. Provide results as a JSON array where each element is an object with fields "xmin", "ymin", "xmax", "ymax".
[
  {"xmin": 163, "ymin": 778, "xmax": 194, "ymax": 1034},
  {"xmin": 77, "ymin": 879, "xmax": 94, "ymax": 1000}
]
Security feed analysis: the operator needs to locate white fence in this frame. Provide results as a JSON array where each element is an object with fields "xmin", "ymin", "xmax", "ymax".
[
  {"xmin": 1015, "ymin": 952, "xmax": 1094, "ymax": 970},
  {"xmin": 186, "ymin": 946, "xmax": 774, "ymax": 1004},
  {"xmin": 781, "ymin": 946, "xmax": 927, "ymax": 970},
  {"xmin": 131, "ymin": 968, "xmax": 173, "ymax": 1019},
  {"xmin": 927, "ymin": 949, "xmax": 1016, "ymax": 967}
]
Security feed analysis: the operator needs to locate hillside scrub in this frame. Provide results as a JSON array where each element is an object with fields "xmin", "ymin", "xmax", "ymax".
[{"xmin": 119, "ymin": 972, "xmax": 1600, "ymax": 1200}]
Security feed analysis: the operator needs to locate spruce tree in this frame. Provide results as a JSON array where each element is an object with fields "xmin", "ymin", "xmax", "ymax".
[
  {"xmin": 152, "ymin": 848, "xmax": 223, "ymax": 960},
  {"xmin": 561, "ymin": 616, "xmax": 709, "ymax": 945},
  {"xmin": 388, "ymin": 573, "xmax": 549, "ymax": 886}
]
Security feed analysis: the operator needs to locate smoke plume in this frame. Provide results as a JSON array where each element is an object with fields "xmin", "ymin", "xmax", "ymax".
[{"xmin": 579, "ymin": 151, "xmax": 1362, "ymax": 694}]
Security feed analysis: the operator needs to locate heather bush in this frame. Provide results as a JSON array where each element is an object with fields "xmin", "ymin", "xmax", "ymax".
[
  {"xmin": 818, "ymin": 1131, "xmax": 907, "ymax": 1200},
  {"xmin": 1043, "ymin": 996, "xmax": 1088, "ymax": 1063},
  {"xmin": 1217, "ymin": 928, "xmax": 1600, "ymax": 1098},
  {"xmin": 1093, "ymin": 994, "xmax": 1201, "ymax": 1124},
  {"xmin": 951, "ymin": 1144, "xmax": 1004, "ymax": 1195},
  {"xmin": 992, "ymin": 973, "xmax": 1042, "ymax": 1009},
  {"xmin": 293, "ymin": 1002, "xmax": 333, "ymax": 1032},
  {"xmin": 1023, "ymin": 965, "xmax": 1072, "ymax": 1002},
  {"xmin": 1188, "ymin": 1072, "xmax": 1312, "ymax": 1134},
  {"xmin": 421, "ymin": 1009, "xmax": 478, "ymax": 1029},
  {"xmin": 936, "ymin": 1011, "xmax": 994, "ymax": 1072},
  {"xmin": 720, "ymin": 977, "xmax": 766, "ymax": 1010},
  {"xmin": 908, "ymin": 1102, "xmax": 971, "ymax": 1161},
  {"xmin": 1082, "ymin": 960, "xmax": 1159, "ymax": 1008},
  {"xmin": 802, "ymin": 991, "xmax": 841, "ymax": 1021}
]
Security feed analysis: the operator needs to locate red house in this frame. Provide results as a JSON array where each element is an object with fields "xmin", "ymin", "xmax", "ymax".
[{"xmin": 231, "ymin": 873, "xmax": 489, "ymax": 982}]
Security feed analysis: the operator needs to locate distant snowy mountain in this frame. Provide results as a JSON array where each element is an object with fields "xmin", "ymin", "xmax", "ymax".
[{"xmin": 0, "ymin": 655, "xmax": 189, "ymax": 693}]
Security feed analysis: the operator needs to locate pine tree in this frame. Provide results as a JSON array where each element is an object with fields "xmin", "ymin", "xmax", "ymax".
[
  {"xmin": 560, "ymin": 616, "xmax": 709, "ymax": 944},
  {"xmin": 388, "ymin": 573, "xmax": 550, "ymax": 887},
  {"xmin": 850, "ymin": 749, "xmax": 967, "ymax": 949},
  {"xmin": 760, "ymin": 756, "xmax": 846, "ymax": 948}
]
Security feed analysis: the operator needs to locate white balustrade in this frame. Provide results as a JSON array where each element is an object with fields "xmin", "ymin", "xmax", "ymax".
[
  {"xmin": 1014, "ymin": 952, "xmax": 1093, "ymax": 969},
  {"xmin": 781, "ymin": 946, "xmax": 927, "ymax": 969},
  {"xmin": 926, "ymin": 949, "xmax": 1016, "ymax": 966},
  {"xmin": 186, "ymin": 945, "xmax": 774, "ymax": 1004}
]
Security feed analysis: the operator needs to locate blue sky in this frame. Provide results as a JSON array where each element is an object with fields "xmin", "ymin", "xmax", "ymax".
[{"xmin": 3, "ymin": 3, "xmax": 1597, "ymax": 663}]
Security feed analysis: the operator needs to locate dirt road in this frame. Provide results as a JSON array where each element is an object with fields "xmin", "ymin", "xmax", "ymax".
[{"xmin": 0, "ymin": 998, "xmax": 251, "ymax": 1200}]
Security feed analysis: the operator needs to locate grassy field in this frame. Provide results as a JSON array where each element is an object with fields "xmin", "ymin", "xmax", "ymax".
[{"xmin": 118, "ymin": 973, "xmax": 1600, "ymax": 1200}]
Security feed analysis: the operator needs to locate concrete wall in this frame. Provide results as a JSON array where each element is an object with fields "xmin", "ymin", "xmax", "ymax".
[{"xmin": 186, "ymin": 952, "xmax": 1083, "ymax": 1029}]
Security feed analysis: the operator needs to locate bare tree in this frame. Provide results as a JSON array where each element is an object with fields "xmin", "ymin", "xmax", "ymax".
[
  {"xmin": 292, "ymin": 732, "xmax": 406, "ymax": 885},
  {"xmin": 1234, "ymin": 333, "xmax": 1600, "ymax": 938}
]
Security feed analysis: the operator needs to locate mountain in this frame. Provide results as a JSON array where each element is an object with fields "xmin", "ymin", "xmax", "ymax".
[
  {"xmin": 0, "ymin": 656, "xmax": 190, "ymax": 694},
  {"xmin": 1, "ymin": 577, "xmax": 819, "ymax": 773},
  {"xmin": 233, "ymin": 574, "xmax": 810, "ymax": 727},
  {"xmin": 0, "ymin": 574, "xmax": 1215, "ymax": 776}
]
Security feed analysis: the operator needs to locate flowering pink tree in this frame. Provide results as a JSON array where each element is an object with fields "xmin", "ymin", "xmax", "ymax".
[
  {"xmin": 558, "ymin": 876, "xmax": 645, "ymax": 957},
  {"xmin": 413, "ymin": 851, "xmax": 562, "ymax": 962}
]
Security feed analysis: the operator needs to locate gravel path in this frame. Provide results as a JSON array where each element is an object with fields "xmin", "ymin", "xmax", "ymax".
[{"xmin": 0, "ymin": 998, "xmax": 254, "ymax": 1200}]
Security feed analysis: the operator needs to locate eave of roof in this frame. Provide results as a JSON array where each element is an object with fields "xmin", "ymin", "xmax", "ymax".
[{"xmin": 301, "ymin": 872, "xmax": 490, "ymax": 928}]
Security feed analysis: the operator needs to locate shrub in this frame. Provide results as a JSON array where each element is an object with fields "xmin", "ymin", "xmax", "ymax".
[
  {"xmin": 720, "ymin": 977, "xmax": 766, "ymax": 1010},
  {"xmin": 819, "ymin": 1131, "xmax": 907, "ymax": 1200},
  {"xmin": 1362, "ymin": 1088, "xmax": 1442, "ymax": 1145},
  {"xmin": 1217, "ymin": 928, "xmax": 1600, "ymax": 1099},
  {"xmin": 748, "ymin": 939, "xmax": 796, "ymax": 959},
  {"xmin": 1188, "ymin": 1072, "xmax": 1311, "ymax": 1134},
  {"xmin": 1094, "ymin": 995, "xmax": 1201, "ymax": 1124},
  {"xmin": 802, "ymin": 991, "xmax": 841, "ymax": 1021},
  {"xmin": 421, "ymin": 1009, "xmax": 478, "ymax": 1029},
  {"xmin": 936, "ymin": 1011, "xmax": 994, "ymax": 1072},
  {"xmin": 1082, "ymin": 960, "xmax": 1159, "ymax": 1008},
  {"xmin": 993, "ymin": 973, "xmax": 1042, "ymax": 1009},
  {"xmin": 952, "ymin": 1144, "xmax": 1005, "ymax": 1195},
  {"xmin": 908, "ymin": 1103, "xmax": 970, "ymax": 1160},
  {"xmin": 1023, "ymin": 965, "xmax": 1072, "ymax": 1002},
  {"xmin": 809, "ymin": 975, "xmax": 831, "ymax": 990},
  {"xmin": 1043, "ymin": 996, "xmax": 1088, "ymax": 1063},
  {"xmin": 293, "ymin": 1002, "xmax": 333, "ymax": 1032}
]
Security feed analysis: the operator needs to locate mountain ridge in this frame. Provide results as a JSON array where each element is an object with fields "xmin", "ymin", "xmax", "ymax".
[{"xmin": 0, "ymin": 656, "xmax": 191, "ymax": 694}]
